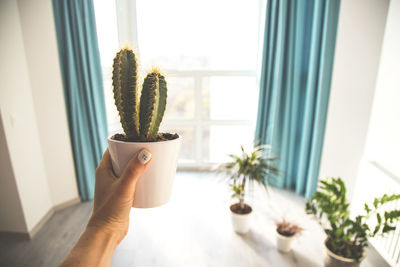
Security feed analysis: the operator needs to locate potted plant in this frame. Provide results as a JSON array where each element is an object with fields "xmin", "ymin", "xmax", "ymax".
[
  {"xmin": 275, "ymin": 219, "xmax": 302, "ymax": 253},
  {"xmin": 219, "ymin": 145, "xmax": 278, "ymax": 234},
  {"xmin": 306, "ymin": 177, "xmax": 400, "ymax": 267},
  {"xmin": 107, "ymin": 47, "xmax": 181, "ymax": 208}
]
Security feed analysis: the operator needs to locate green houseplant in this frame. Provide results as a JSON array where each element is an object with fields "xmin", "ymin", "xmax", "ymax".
[
  {"xmin": 219, "ymin": 145, "xmax": 278, "ymax": 234},
  {"xmin": 107, "ymin": 47, "xmax": 181, "ymax": 208},
  {"xmin": 306, "ymin": 177, "xmax": 400, "ymax": 266}
]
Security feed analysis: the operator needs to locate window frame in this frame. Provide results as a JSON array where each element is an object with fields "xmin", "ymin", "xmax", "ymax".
[{"xmin": 109, "ymin": 0, "xmax": 265, "ymax": 169}]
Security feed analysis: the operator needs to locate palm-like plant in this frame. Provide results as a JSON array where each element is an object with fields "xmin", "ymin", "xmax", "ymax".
[{"xmin": 219, "ymin": 145, "xmax": 278, "ymax": 212}]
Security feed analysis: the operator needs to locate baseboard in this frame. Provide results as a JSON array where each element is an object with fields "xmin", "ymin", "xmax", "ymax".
[
  {"xmin": 28, "ymin": 208, "xmax": 54, "ymax": 238},
  {"xmin": 0, "ymin": 208, "xmax": 54, "ymax": 240},
  {"xmin": 53, "ymin": 197, "xmax": 81, "ymax": 211},
  {"xmin": 0, "ymin": 197, "xmax": 82, "ymax": 240}
]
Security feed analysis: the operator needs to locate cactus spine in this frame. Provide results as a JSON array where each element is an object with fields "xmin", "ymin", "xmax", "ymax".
[{"xmin": 112, "ymin": 48, "xmax": 167, "ymax": 141}]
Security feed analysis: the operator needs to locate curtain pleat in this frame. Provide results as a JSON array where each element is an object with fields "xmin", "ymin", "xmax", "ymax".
[
  {"xmin": 255, "ymin": 0, "xmax": 341, "ymax": 197},
  {"xmin": 52, "ymin": 0, "xmax": 108, "ymax": 201}
]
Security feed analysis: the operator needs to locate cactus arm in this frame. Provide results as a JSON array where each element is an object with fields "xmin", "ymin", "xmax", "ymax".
[
  {"xmin": 139, "ymin": 71, "xmax": 167, "ymax": 140},
  {"xmin": 112, "ymin": 48, "xmax": 139, "ymax": 138}
]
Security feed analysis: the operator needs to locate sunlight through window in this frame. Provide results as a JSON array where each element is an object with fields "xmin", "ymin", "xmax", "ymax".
[{"xmin": 94, "ymin": 0, "xmax": 264, "ymax": 167}]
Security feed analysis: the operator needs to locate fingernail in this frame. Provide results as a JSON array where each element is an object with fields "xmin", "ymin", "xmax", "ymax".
[{"xmin": 137, "ymin": 149, "xmax": 152, "ymax": 164}]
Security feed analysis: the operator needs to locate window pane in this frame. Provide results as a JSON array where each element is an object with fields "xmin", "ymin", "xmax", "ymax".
[
  {"xmin": 94, "ymin": 0, "xmax": 120, "ymax": 135},
  {"xmin": 93, "ymin": 0, "xmax": 119, "ymax": 68},
  {"xmin": 202, "ymin": 76, "xmax": 258, "ymax": 120},
  {"xmin": 164, "ymin": 77, "xmax": 195, "ymax": 120},
  {"xmin": 102, "ymin": 73, "xmax": 121, "ymax": 135},
  {"xmin": 136, "ymin": 0, "xmax": 259, "ymax": 70},
  {"xmin": 159, "ymin": 125, "xmax": 196, "ymax": 162},
  {"xmin": 202, "ymin": 125, "xmax": 255, "ymax": 163}
]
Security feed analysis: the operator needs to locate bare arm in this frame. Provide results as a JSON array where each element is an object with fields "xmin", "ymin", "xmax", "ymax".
[{"xmin": 60, "ymin": 149, "xmax": 152, "ymax": 267}]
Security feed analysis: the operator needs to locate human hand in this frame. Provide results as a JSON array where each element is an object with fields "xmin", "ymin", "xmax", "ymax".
[
  {"xmin": 87, "ymin": 148, "xmax": 152, "ymax": 244},
  {"xmin": 60, "ymin": 148, "xmax": 152, "ymax": 267}
]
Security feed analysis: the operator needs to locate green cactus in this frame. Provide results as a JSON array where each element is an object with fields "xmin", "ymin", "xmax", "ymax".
[
  {"xmin": 112, "ymin": 48, "xmax": 168, "ymax": 141},
  {"xmin": 112, "ymin": 48, "xmax": 140, "ymax": 139},
  {"xmin": 139, "ymin": 70, "xmax": 167, "ymax": 140}
]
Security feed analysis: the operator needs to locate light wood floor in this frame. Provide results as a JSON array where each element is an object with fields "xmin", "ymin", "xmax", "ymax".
[{"xmin": 0, "ymin": 172, "xmax": 389, "ymax": 267}]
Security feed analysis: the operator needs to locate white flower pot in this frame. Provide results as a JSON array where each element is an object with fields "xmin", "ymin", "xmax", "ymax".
[
  {"xmin": 230, "ymin": 205, "xmax": 252, "ymax": 234},
  {"xmin": 107, "ymin": 135, "xmax": 181, "ymax": 208},
  {"xmin": 276, "ymin": 232, "xmax": 295, "ymax": 253}
]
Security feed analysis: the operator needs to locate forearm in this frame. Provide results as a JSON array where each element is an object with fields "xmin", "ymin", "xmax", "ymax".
[
  {"xmin": 60, "ymin": 227, "xmax": 119, "ymax": 267},
  {"xmin": 60, "ymin": 149, "xmax": 150, "ymax": 266}
]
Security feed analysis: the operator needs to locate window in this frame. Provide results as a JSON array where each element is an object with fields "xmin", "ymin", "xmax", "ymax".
[{"xmin": 94, "ymin": 0, "xmax": 265, "ymax": 167}]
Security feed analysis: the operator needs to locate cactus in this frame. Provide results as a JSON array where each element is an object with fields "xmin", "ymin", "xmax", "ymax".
[
  {"xmin": 112, "ymin": 48, "xmax": 168, "ymax": 142},
  {"xmin": 112, "ymin": 48, "xmax": 140, "ymax": 139},
  {"xmin": 139, "ymin": 70, "xmax": 167, "ymax": 140}
]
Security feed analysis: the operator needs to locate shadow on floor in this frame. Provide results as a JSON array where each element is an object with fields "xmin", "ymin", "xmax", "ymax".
[{"xmin": 240, "ymin": 229, "xmax": 321, "ymax": 267}]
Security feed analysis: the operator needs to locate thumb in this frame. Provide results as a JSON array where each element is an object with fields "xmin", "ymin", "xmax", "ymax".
[{"xmin": 119, "ymin": 149, "xmax": 152, "ymax": 195}]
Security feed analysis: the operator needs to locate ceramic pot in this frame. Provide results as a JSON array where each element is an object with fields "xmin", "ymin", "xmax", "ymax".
[
  {"xmin": 230, "ymin": 204, "xmax": 252, "ymax": 234},
  {"xmin": 276, "ymin": 232, "xmax": 295, "ymax": 253},
  {"xmin": 107, "ymin": 135, "xmax": 181, "ymax": 208},
  {"xmin": 324, "ymin": 240, "xmax": 363, "ymax": 267}
]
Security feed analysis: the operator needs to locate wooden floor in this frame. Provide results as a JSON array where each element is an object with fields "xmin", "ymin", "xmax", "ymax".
[{"xmin": 0, "ymin": 172, "xmax": 389, "ymax": 267}]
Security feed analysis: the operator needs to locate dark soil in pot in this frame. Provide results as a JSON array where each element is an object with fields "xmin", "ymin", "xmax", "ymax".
[
  {"xmin": 277, "ymin": 230, "xmax": 295, "ymax": 237},
  {"xmin": 112, "ymin": 132, "xmax": 179, "ymax": 142},
  {"xmin": 230, "ymin": 203, "xmax": 252, "ymax": 215},
  {"xmin": 324, "ymin": 238, "xmax": 363, "ymax": 267}
]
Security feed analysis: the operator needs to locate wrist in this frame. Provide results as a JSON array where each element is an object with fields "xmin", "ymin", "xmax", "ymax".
[
  {"xmin": 60, "ymin": 225, "xmax": 119, "ymax": 267},
  {"xmin": 87, "ymin": 215, "xmax": 128, "ymax": 244},
  {"xmin": 84, "ymin": 225, "xmax": 120, "ymax": 250}
]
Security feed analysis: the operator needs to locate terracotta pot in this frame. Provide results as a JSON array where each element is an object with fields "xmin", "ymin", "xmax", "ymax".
[
  {"xmin": 107, "ymin": 135, "xmax": 181, "ymax": 208},
  {"xmin": 230, "ymin": 204, "xmax": 252, "ymax": 234},
  {"xmin": 324, "ymin": 239, "xmax": 363, "ymax": 267},
  {"xmin": 276, "ymin": 232, "xmax": 295, "ymax": 253}
]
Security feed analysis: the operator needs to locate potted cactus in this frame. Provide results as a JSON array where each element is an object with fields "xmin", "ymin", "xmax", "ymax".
[
  {"xmin": 218, "ymin": 145, "xmax": 278, "ymax": 234},
  {"xmin": 275, "ymin": 219, "xmax": 302, "ymax": 253},
  {"xmin": 306, "ymin": 177, "xmax": 400, "ymax": 267},
  {"xmin": 107, "ymin": 47, "xmax": 181, "ymax": 208}
]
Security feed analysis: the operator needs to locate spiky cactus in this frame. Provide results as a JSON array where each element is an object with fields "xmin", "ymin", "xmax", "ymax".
[
  {"xmin": 139, "ymin": 70, "xmax": 167, "ymax": 139},
  {"xmin": 112, "ymin": 48, "xmax": 168, "ymax": 141},
  {"xmin": 112, "ymin": 49, "xmax": 140, "ymax": 139}
]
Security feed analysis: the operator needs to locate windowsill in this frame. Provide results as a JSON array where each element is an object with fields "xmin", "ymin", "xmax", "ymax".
[{"xmin": 177, "ymin": 163, "xmax": 219, "ymax": 172}]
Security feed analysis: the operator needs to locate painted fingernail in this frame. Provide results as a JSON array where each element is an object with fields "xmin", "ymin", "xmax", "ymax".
[{"xmin": 137, "ymin": 149, "xmax": 152, "ymax": 164}]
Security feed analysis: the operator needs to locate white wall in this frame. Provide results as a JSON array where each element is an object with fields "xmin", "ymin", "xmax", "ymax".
[
  {"xmin": 351, "ymin": 0, "xmax": 400, "ymax": 213},
  {"xmin": 319, "ymin": 0, "xmax": 389, "ymax": 200},
  {"xmin": 351, "ymin": 4, "xmax": 400, "ymax": 262},
  {"xmin": 0, "ymin": 0, "xmax": 53, "ymax": 232},
  {"xmin": 0, "ymin": 114, "xmax": 27, "ymax": 232},
  {"xmin": 17, "ymin": 0, "xmax": 79, "ymax": 207},
  {"xmin": 363, "ymin": 0, "xmax": 400, "ymax": 178},
  {"xmin": 0, "ymin": 0, "xmax": 79, "ymax": 234}
]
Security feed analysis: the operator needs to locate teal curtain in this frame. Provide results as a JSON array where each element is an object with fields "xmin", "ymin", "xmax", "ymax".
[
  {"xmin": 255, "ymin": 0, "xmax": 341, "ymax": 198},
  {"xmin": 52, "ymin": 0, "xmax": 108, "ymax": 201}
]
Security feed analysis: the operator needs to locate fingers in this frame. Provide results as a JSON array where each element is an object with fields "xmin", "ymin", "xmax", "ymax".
[
  {"xmin": 96, "ymin": 149, "xmax": 115, "ymax": 177},
  {"xmin": 99, "ymin": 149, "xmax": 112, "ymax": 168},
  {"xmin": 119, "ymin": 149, "xmax": 152, "ymax": 195}
]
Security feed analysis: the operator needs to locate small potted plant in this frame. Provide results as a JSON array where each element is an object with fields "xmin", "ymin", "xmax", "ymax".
[
  {"xmin": 107, "ymin": 47, "xmax": 181, "ymax": 208},
  {"xmin": 275, "ymin": 219, "xmax": 302, "ymax": 253},
  {"xmin": 219, "ymin": 145, "xmax": 278, "ymax": 234},
  {"xmin": 306, "ymin": 177, "xmax": 400, "ymax": 267}
]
